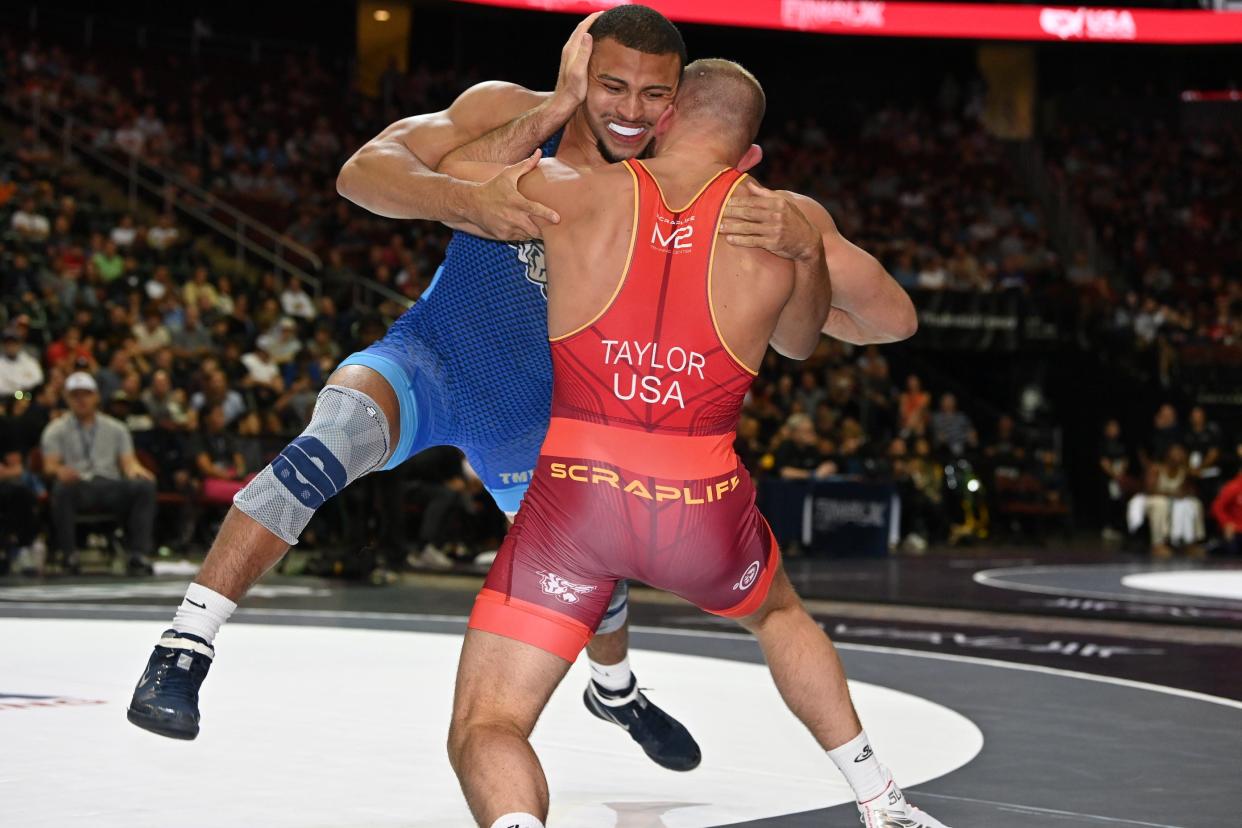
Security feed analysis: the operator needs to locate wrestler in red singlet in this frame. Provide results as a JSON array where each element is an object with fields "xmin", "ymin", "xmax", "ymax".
[{"xmin": 469, "ymin": 159, "xmax": 779, "ymax": 660}]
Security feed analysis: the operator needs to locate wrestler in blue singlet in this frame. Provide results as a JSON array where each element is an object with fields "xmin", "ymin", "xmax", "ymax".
[{"xmin": 337, "ymin": 133, "xmax": 563, "ymax": 513}]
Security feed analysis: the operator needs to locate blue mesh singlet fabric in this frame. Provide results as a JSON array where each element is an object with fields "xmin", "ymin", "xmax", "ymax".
[{"xmin": 339, "ymin": 132, "xmax": 562, "ymax": 509}]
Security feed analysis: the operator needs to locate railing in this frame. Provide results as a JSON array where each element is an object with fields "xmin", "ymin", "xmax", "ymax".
[
  {"xmin": 5, "ymin": 92, "xmax": 415, "ymax": 311},
  {"xmin": 6, "ymin": 91, "xmax": 323, "ymax": 295}
]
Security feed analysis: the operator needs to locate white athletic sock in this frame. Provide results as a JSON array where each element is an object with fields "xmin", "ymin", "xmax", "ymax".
[
  {"xmin": 170, "ymin": 583, "xmax": 237, "ymax": 645},
  {"xmin": 588, "ymin": 654, "xmax": 633, "ymax": 692},
  {"xmin": 826, "ymin": 730, "xmax": 891, "ymax": 803},
  {"xmin": 488, "ymin": 813, "xmax": 543, "ymax": 828}
]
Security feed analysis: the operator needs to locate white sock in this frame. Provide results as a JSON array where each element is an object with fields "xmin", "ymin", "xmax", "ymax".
[
  {"xmin": 588, "ymin": 654, "xmax": 633, "ymax": 692},
  {"xmin": 489, "ymin": 813, "xmax": 543, "ymax": 828},
  {"xmin": 826, "ymin": 730, "xmax": 891, "ymax": 803},
  {"xmin": 170, "ymin": 583, "xmax": 237, "ymax": 645}
]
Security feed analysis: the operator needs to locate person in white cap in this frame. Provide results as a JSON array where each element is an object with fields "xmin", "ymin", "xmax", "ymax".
[{"xmin": 40, "ymin": 371, "xmax": 158, "ymax": 574}]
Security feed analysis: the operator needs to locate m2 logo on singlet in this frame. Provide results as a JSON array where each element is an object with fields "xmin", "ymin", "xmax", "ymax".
[
  {"xmin": 650, "ymin": 215, "xmax": 695, "ymax": 254},
  {"xmin": 510, "ymin": 241, "xmax": 548, "ymax": 299}
]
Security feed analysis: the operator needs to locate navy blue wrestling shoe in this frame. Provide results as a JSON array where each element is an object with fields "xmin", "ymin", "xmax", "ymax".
[
  {"xmin": 583, "ymin": 676, "xmax": 701, "ymax": 771},
  {"xmin": 126, "ymin": 629, "xmax": 214, "ymax": 740}
]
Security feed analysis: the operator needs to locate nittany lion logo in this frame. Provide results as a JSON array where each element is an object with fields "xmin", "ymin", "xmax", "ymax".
[
  {"xmin": 537, "ymin": 570, "xmax": 596, "ymax": 604},
  {"xmin": 510, "ymin": 241, "xmax": 548, "ymax": 299}
]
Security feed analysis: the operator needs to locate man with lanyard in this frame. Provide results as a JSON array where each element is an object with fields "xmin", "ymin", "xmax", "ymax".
[{"xmin": 41, "ymin": 371, "xmax": 158, "ymax": 574}]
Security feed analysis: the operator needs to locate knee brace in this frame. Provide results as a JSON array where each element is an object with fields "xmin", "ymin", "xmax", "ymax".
[
  {"xmin": 594, "ymin": 580, "xmax": 629, "ymax": 636},
  {"xmin": 234, "ymin": 385, "xmax": 391, "ymax": 545}
]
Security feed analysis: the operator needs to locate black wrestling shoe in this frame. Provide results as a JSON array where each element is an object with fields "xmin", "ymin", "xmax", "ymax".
[
  {"xmin": 583, "ymin": 676, "xmax": 701, "ymax": 771},
  {"xmin": 126, "ymin": 629, "xmax": 214, "ymax": 740}
]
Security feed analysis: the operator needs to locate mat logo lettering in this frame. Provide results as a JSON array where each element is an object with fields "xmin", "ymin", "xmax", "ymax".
[
  {"xmin": 538, "ymin": 571, "xmax": 596, "ymax": 604},
  {"xmin": 0, "ymin": 692, "xmax": 106, "ymax": 712}
]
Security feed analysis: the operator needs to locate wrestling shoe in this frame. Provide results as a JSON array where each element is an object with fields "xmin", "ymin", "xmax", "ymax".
[
  {"xmin": 583, "ymin": 676, "xmax": 701, "ymax": 771},
  {"xmin": 858, "ymin": 779, "xmax": 951, "ymax": 827},
  {"xmin": 126, "ymin": 629, "xmax": 214, "ymax": 740}
]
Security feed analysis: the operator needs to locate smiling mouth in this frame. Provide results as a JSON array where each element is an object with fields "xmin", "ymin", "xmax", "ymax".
[{"xmin": 607, "ymin": 122, "xmax": 646, "ymax": 139}]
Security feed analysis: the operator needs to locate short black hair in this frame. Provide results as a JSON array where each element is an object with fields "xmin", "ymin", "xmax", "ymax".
[{"xmin": 588, "ymin": 5, "xmax": 687, "ymax": 68}]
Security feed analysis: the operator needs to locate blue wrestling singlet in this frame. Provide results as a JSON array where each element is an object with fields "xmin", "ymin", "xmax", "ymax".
[{"xmin": 337, "ymin": 133, "xmax": 562, "ymax": 512}]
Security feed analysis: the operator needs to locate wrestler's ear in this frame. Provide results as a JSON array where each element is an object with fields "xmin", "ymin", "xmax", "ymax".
[
  {"xmin": 654, "ymin": 104, "xmax": 676, "ymax": 137},
  {"xmin": 736, "ymin": 143, "xmax": 763, "ymax": 173}
]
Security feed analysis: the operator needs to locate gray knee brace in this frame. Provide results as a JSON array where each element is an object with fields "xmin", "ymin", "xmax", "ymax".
[
  {"xmin": 595, "ymin": 580, "xmax": 629, "ymax": 635},
  {"xmin": 234, "ymin": 385, "xmax": 391, "ymax": 545}
]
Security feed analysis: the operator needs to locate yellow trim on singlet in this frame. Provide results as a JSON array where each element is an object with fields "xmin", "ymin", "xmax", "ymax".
[
  {"xmin": 632, "ymin": 159, "xmax": 731, "ymax": 213},
  {"xmin": 707, "ymin": 173, "xmax": 760, "ymax": 377},
  {"xmin": 549, "ymin": 161, "xmax": 641, "ymax": 343}
]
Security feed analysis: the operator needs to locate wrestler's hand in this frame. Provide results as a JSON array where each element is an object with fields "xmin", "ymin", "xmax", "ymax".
[
  {"xmin": 468, "ymin": 149, "xmax": 560, "ymax": 240},
  {"xmin": 720, "ymin": 181, "xmax": 820, "ymax": 262},
  {"xmin": 552, "ymin": 12, "xmax": 601, "ymax": 111}
]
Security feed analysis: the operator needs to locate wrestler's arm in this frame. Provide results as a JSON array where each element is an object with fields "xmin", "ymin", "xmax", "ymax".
[
  {"xmin": 335, "ymin": 81, "xmax": 558, "ymax": 238},
  {"xmin": 783, "ymin": 192, "xmax": 918, "ymax": 344},
  {"xmin": 437, "ymin": 154, "xmax": 586, "ymax": 243},
  {"xmin": 770, "ymin": 244, "xmax": 832, "ymax": 360},
  {"xmin": 720, "ymin": 180, "xmax": 831, "ymax": 360},
  {"xmin": 439, "ymin": 13, "xmax": 598, "ymax": 168}
]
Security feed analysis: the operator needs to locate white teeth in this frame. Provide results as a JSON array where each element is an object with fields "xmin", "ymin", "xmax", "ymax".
[{"xmin": 608, "ymin": 123, "xmax": 644, "ymax": 137}]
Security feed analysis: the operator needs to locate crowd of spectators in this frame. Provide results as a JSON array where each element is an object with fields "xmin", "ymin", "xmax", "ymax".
[
  {"xmin": 733, "ymin": 339, "xmax": 1074, "ymax": 551},
  {"xmin": 1100, "ymin": 404, "xmax": 1240, "ymax": 558},
  {"xmin": 2, "ymin": 27, "xmax": 1236, "ymax": 575},
  {"xmin": 763, "ymin": 100, "xmax": 1062, "ymax": 298},
  {"xmin": 1046, "ymin": 120, "xmax": 1242, "ymax": 391}
]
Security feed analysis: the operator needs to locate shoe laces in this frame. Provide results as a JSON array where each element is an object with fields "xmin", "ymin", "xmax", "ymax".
[{"xmin": 149, "ymin": 648, "xmax": 208, "ymax": 702}]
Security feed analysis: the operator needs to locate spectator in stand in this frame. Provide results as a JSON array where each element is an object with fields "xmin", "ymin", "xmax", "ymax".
[
  {"xmin": 1184, "ymin": 406, "xmax": 1223, "ymax": 502},
  {"xmin": 256, "ymin": 317, "xmax": 303, "ymax": 365},
  {"xmin": 40, "ymin": 372, "xmax": 157, "ymax": 574},
  {"xmin": 1099, "ymin": 419, "xmax": 1133, "ymax": 542},
  {"xmin": 930, "ymin": 392, "xmax": 977, "ymax": 458},
  {"xmin": 305, "ymin": 325, "xmax": 342, "ymax": 363},
  {"xmin": 142, "ymin": 369, "xmax": 191, "ymax": 432},
  {"xmin": 1129, "ymin": 444, "xmax": 1205, "ymax": 559},
  {"xmin": 132, "ymin": 306, "xmax": 172, "ymax": 355},
  {"xmin": 190, "ymin": 370, "xmax": 246, "ymax": 425},
  {"xmin": 171, "ymin": 305, "xmax": 215, "ymax": 362},
  {"xmin": 144, "ymin": 265, "xmax": 175, "ymax": 302},
  {"xmin": 240, "ymin": 343, "xmax": 284, "ymax": 408},
  {"xmin": 183, "ymin": 266, "xmax": 219, "ymax": 310},
  {"xmin": 0, "ymin": 397, "xmax": 41, "ymax": 574},
  {"xmin": 1210, "ymin": 441, "xmax": 1242, "ymax": 557},
  {"xmin": 280, "ymin": 277, "xmax": 316, "ymax": 321},
  {"xmin": 774, "ymin": 413, "xmax": 835, "ymax": 480},
  {"xmin": 734, "ymin": 414, "xmax": 768, "ymax": 482},
  {"xmin": 1145, "ymin": 404, "xmax": 1182, "ymax": 468},
  {"xmin": 146, "ymin": 212, "xmax": 180, "ymax": 252},
  {"xmin": 0, "ymin": 325, "xmax": 44, "ymax": 396},
  {"xmin": 45, "ymin": 324, "xmax": 95, "ymax": 370},
  {"xmin": 90, "ymin": 238, "xmax": 126, "ymax": 285},
  {"xmin": 10, "ymin": 197, "xmax": 50, "ymax": 242},
  {"xmin": 1034, "ymin": 447, "xmax": 1068, "ymax": 507},
  {"xmin": 898, "ymin": 374, "xmax": 930, "ymax": 436},
  {"xmin": 984, "ymin": 415, "xmax": 1026, "ymax": 476},
  {"xmin": 903, "ymin": 436, "xmax": 946, "ymax": 550},
  {"xmin": 794, "ymin": 369, "xmax": 826, "ymax": 414},
  {"xmin": 110, "ymin": 214, "xmax": 139, "ymax": 249},
  {"xmin": 192, "ymin": 404, "xmax": 252, "ymax": 507},
  {"xmin": 4, "ymin": 251, "xmax": 41, "ymax": 299},
  {"xmin": 94, "ymin": 348, "xmax": 132, "ymax": 403}
]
